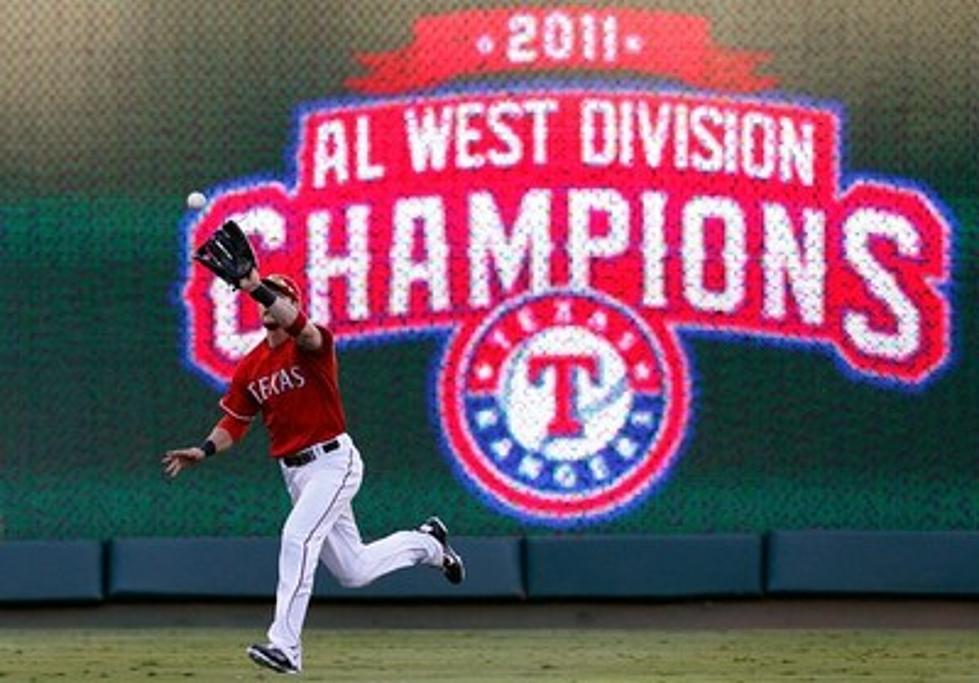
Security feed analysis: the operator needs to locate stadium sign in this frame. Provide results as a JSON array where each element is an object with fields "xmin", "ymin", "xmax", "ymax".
[{"xmin": 179, "ymin": 7, "xmax": 953, "ymax": 524}]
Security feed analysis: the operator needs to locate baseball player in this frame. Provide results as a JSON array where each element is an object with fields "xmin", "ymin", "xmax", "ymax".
[{"xmin": 162, "ymin": 221, "xmax": 464, "ymax": 675}]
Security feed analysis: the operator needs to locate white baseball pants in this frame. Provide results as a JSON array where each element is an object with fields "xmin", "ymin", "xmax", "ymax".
[{"xmin": 266, "ymin": 433, "xmax": 443, "ymax": 667}]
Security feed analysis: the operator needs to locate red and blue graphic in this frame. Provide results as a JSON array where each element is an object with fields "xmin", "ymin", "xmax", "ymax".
[
  {"xmin": 439, "ymin": 290, "xmax": 690, "ymax": 521},
  {"xmin": 176, "ymin": 6, "xmax": 955, "ymax": 525}
]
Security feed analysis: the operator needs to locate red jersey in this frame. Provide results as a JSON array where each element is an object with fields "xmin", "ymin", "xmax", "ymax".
[{"xmin": 219, "ymin": 325, "xmax": 346, "ymax": 457}]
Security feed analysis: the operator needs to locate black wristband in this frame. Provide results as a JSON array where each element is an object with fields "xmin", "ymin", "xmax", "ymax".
[
  {"xmin": 249, "ymin": 284, "xmax": 277, "ymax": 307},
  {"xmin": 200, "ymin": 439, "xmax": 217, "ymax": 458}
]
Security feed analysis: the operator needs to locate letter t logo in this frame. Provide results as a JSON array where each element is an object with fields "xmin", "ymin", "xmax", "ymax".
[{"xmin": 527, "ymin": 354, "xmax": 599, "ymax": 437}]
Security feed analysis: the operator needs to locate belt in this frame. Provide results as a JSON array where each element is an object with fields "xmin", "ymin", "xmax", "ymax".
[{"xmin": 281, "ymin": 438, "xmax": 339, "ymax": 468}]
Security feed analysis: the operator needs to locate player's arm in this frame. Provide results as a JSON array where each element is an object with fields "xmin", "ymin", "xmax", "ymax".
[
  {"xmin": 241, "ymin": 268, "xmax": 324, "ymax": 351},
  {"xmin": 194, "ymin": 224, "xmax": 323, "ymax": 350},
  {"xmin": 161, "ymin": 415, "xmax": 250, "ymax": 478}
]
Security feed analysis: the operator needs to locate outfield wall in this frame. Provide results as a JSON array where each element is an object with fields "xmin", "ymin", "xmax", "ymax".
[{"xmin": 4, "ymin": 533, "xmax": 979, "ymax": 603}]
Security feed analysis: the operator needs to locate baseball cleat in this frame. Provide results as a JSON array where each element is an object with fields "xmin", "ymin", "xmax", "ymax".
[
  {"xmin": 246, "ymin": 643, "xmax": 299, "ymax": 675},
  {"xmin": 419, "ymin": 515, "xmax": 466, "ymax": 585}
]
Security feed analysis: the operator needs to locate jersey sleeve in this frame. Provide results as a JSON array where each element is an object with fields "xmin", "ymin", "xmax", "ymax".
[{"xmin": 219, "ymin": 366, "xmax": 259, "ymax": 422}]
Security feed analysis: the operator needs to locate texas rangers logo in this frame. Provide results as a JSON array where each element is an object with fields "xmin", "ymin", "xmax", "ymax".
[
  {"xmin": 176, "ymin": 7, "xmax": 955, "ymax": 525},
  {"xmin": 440, "ymin": 290, "xmax": 690, "ymax": 519}
]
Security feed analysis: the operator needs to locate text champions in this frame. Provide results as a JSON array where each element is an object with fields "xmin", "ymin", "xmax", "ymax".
[{"xmin": 184, "ymin": 90, "xmax": 951, "ymax": 386}]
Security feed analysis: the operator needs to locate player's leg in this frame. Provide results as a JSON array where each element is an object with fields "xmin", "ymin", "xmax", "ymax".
[
  {"xmin": 262, "ymin": 445, "xmax": 362, "ymax": 671},
  {"xmin": 319, "ymin": 502, "xmax": 443, "ymax": 588}
]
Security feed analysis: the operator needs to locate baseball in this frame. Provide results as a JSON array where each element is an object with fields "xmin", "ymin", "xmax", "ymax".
[{"xmin": 186, "ymin": 191, "xmax": 207, "ymax": 210}]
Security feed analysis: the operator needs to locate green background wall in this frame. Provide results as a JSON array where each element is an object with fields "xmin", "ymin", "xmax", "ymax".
[{"xmin": 0, "ymin": 0, "xmax": 976, "ymax": 540}]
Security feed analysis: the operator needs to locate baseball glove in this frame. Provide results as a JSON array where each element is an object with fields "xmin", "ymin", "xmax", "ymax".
[{"xmin": 193, "ymin": 220, "xmax": 257, "ymax": 288}]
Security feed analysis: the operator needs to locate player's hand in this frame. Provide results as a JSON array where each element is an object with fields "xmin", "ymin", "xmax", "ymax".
[
  {"xmin": 161, "ymin": 447, "xmax": 206, "ymax": 478},
  {"xmin": 239, "ymin": 267, "xmax": 262, "ymax": 293}
]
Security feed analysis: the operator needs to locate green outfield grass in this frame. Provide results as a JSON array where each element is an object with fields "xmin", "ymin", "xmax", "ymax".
[{"xmin": 0, "ymin": 629, "xmax": 977, "ymax": 682}]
